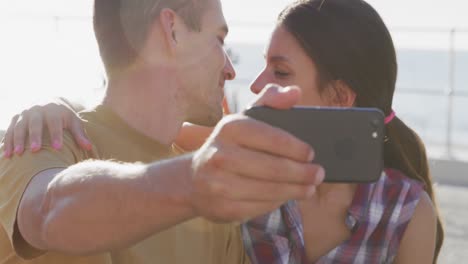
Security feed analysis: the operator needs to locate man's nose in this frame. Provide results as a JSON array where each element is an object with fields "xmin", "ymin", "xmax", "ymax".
[{"xmin": 223, "ymin": 51, "xmax": 236, "ymax": 80}]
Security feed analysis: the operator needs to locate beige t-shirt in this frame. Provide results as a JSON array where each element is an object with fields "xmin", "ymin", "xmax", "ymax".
[{"xmin": 0, "ymin": 105, "xmax": 250, "ymax": 264}]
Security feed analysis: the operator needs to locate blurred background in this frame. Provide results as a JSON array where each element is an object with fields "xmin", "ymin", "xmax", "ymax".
[{"xmin": 1, "ymin": 0, "xmax": 467, "ymax": 262}]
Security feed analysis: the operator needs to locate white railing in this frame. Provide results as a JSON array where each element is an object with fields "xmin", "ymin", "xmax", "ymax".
[{"xmin": 225, "ymin": 24, "xmax": 468, "ymax": 161}]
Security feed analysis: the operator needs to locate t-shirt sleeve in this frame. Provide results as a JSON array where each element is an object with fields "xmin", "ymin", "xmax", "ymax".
[
  {"xmin": 225, "ymin": 224, "xmax": 252, "ymax": 264},
  {"xmin": 0, "ymin": 133, "xmax": 84, "ymax": 259}
]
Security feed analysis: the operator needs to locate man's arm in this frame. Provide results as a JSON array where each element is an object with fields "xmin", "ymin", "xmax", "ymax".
[
  {"xmin": 16, "ymin": 85, "xmax": 325, "ymax": 256},
  {"xmin": 18, "ymin": 157, "xmax": 196, "ymax": 255},
  {"xmin": 18, "ymin": 117, "xmax": 323, "ymax": 255},
  {"xmin": 393, "ymin": 191, "xmax": 437, "ymax": 263}
]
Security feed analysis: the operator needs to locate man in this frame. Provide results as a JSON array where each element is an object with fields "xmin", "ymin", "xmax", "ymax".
[{"xmin": 0, "ymin": 0, "xmax": 324, "ymax": 263}]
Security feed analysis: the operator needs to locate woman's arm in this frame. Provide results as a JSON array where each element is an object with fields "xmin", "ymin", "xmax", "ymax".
[
  {"xmin": 2, "ymin": 97, "xmax": 232, "ymax": 157},
  {"xmin": 174, "ymin": 123, "xmax": 214, "ymax": 152},
  {"xmin": 174, "ymin": 97, "xmax": 231, "ymax": 151},
  {"xmin": 394, "ymin": 191, "xmax": 437, "ymax": 263}
]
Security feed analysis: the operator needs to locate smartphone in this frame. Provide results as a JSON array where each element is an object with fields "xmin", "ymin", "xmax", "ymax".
[{"xmin": 244, "ymin": 106, "xmax": 385, "ymax": 183}]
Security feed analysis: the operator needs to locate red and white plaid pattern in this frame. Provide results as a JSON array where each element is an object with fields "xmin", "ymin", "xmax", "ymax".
[{"xmin": 242, "ymin": 168, "xmax": 424, "ymax": 264}]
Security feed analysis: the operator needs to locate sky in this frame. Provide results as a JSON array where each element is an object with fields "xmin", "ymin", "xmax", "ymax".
[
  {"xmin": 222, "ymin": 0, "xmax": 468, "ymax": 50},
  {"xmin": 2, "ymin": 0, "xmax": 468, "ymax": 27},
  {"xmin": 2, "ymin": 0, "xmax": 468, "ymax": 34},
  {"xmin": 222, "ymin": 0, "xmax": 468, "ymax": 29},
  {"xmin": 0, "ymin": 0, "xmax": 467, "ymax": 128}
]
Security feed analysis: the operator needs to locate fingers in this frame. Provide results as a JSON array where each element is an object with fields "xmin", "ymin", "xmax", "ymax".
[
  {"xmin": 45, "ymin": 112, "xmax": 64, "ymax": 150},
  {"xmin": 217, "ymin": 116, "xmax": 313, "ymax": 163},
  {"xmin": 208, "ymin": 144, "xmax": 324, "ymax": 185},
  {"xmin": 2, "ymin": 101, "xmax": 91, "ymax": 158},
  {"xmin": 28, "ymin": 109, "xmax": 44, "ymax": 153},
  {"xmin": 250, "ymin": 84, "xmax": 302, "ymax": 110},
  {"xmin": 44, "ymin": 102, "xmax": 91, "ymax": 151},
  {"xmin": 13, "ymin": 114, "xmax": 28, "ymax": 156},
  {"xmin": 2, "ymin": 115, "xmax": 19, "ymax": 158},
  {"xmin": 68, "ymin": 114, "xmax": 92, "ymax": 151},
  {"xmin": 206, "ymin": 169, "xmax": 322, "ymax": 202},
  {"xmin": 191, "ymin": 171, "xmax": 285, "ymax": 222}
]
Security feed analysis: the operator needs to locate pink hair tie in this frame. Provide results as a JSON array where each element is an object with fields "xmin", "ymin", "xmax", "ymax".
[{"xmin": 384, "ymin": 110, "xmax": 396, "ymax": 125}]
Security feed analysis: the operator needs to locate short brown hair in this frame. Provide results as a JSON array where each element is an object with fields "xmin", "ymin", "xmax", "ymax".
[{"xmin": 94, "ymin": 0, "xmax": 209, "ymax": 75}]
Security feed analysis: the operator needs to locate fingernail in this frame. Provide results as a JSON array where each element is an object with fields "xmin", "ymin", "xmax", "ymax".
[
  {"xmin": 307, "ymin": 150, "xmax": 315, "ymax": 162},
  {"xmin": 316, "ymin": 167, "xmax": 325, "ymax": 184},
  {"xmin": 306, "ymin": 186, "xmax": 316, "ymax": 198},
  {"xmin": 84, "ymin": 143, "xmax": 93, "ymax": 151},
  {"xmin": 79, "ymin": 137, "xmax": 92, "ymax": 151},
  {"xmin": 30, "ymin": 142, "xmax": 40, "ymax": 152},
  {"xmin": 14, "ymin": 145, "xmax": 23, "ymax": 155},
  {"xmin": 85, "ymin": 143, "xmax": 93, "ymax": 151},
  {"xmin": 280, "ymin": 86, "xmax": 293, "ymax": 93},
  {"xmin": 282, "ymin": 86, "xmax": 300, "ymax": 93},
  {"xmin": 2, "ymin": 150, "xmax": 11, "ymax": 159},
  {"xmin": 83, "ymin": 139, "xmax": 93, "ymax": 150},
  {"xmin": 52, "ymin": 140, "xmax": 62, "ymax": 150}
]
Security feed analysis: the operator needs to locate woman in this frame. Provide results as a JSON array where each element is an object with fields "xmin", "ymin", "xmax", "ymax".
[
  {"xmin": 243, "ymin": 1, "xmax": 443, "ymax": 263},
  {"xmin": 2, "ymin": 0, "xmax": 443, "ymax": 262}
]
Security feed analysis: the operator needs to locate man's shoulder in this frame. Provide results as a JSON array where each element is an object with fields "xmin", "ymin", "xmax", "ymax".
[
  {"xmin": 76, "ymin": 106, "xmax": 175, "ymax": 163},
  {"xmin": 78, "ymin": 107, "xmax": 103, "ymax": 127},
  {"xmin": 77, "ymin": 105, "xmax": 125, "ymax": 141}
]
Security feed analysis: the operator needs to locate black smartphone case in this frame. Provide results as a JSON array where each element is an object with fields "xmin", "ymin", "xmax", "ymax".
[{"xmin": 244, "ymin": 106, "xmax": 385, "ymax": 183}]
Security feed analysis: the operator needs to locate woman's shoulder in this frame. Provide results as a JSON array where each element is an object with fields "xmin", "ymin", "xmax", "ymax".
[
  {"xmin": 356, "ymin": 168, "xmax": 428, "ymax": 235},
  {"xmin": 353, "ymin": 168, "xmax": 426, "ymax": 225},
  {"xmin": 374, "ymin": 168, "xmax": 425, "ymax": 203},
  {"xmin": 346, "ymin": 169, "xmax": 430, "ymax": 260},
  {"xmin": 378, "ymin": 168, "xmax": 424, "ymax": 206}
]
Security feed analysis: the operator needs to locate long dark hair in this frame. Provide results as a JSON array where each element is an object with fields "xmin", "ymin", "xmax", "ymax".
[{"xmin": 278, "ymin": 0, "xmax": 443, "ymax": 261}]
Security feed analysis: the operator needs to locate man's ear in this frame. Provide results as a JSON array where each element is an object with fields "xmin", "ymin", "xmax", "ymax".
[
  {"xmin": 159, "ymin": 8, "xmax": 179, "ymax": 50},
  {"xmin": 328, "ymin": 80, "xmax": 356, "ymax": 107}
]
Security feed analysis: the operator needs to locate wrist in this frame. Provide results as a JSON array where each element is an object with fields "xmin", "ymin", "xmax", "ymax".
[{"xmin": 145, "ymin": 155, "xmax": 198, "ymax": 220}]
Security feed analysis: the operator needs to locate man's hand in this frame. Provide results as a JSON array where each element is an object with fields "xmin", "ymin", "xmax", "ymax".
[
  {"xmin": 189, "ymin": 85, "xmax": 325, "ymax": 222},
  {"xmin": 1, "ymin": 99, "xmax": 92, "ymax": 158}
]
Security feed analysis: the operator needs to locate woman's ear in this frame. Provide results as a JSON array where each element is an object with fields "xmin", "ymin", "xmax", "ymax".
[{"xmin": 328, "ymin": 80, "xmax": 356, "ymax": 107}]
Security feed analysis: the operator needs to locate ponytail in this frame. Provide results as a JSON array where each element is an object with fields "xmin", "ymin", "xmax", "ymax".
[{"xmin": 384, "ymin": 116, "xmax": 444, "ymax": 262}]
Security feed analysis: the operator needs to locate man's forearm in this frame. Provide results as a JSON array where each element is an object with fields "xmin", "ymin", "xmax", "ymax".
[{"xmin": 18, "ymin": 155, "xmax": 196, "ymax": 255}]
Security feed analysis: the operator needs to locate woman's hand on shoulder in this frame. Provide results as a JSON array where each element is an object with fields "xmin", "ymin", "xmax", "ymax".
[{"xmin": 2, "ymin": 98, "xmax": 91, "ymax": 158}]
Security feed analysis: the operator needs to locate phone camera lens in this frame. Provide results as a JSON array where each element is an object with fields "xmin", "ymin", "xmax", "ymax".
[{"xmin": 371, "ymin": 119, "xmax": 380, "ymax": 128}]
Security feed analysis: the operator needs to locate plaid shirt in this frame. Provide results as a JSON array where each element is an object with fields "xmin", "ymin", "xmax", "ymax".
[{"xmin": 242, "ymin": 169, "xmax": 424, "ymax": 264}]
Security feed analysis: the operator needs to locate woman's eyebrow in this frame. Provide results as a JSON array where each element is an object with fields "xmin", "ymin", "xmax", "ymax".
[{"xmin": 264, "ymin": 54, "xmax": 291, "ymax": 63}]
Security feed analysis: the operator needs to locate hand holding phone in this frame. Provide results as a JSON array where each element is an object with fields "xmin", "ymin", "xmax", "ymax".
[{"xmin": 244, "ymin": 106, "xmax": 384, "ymax": 183}]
